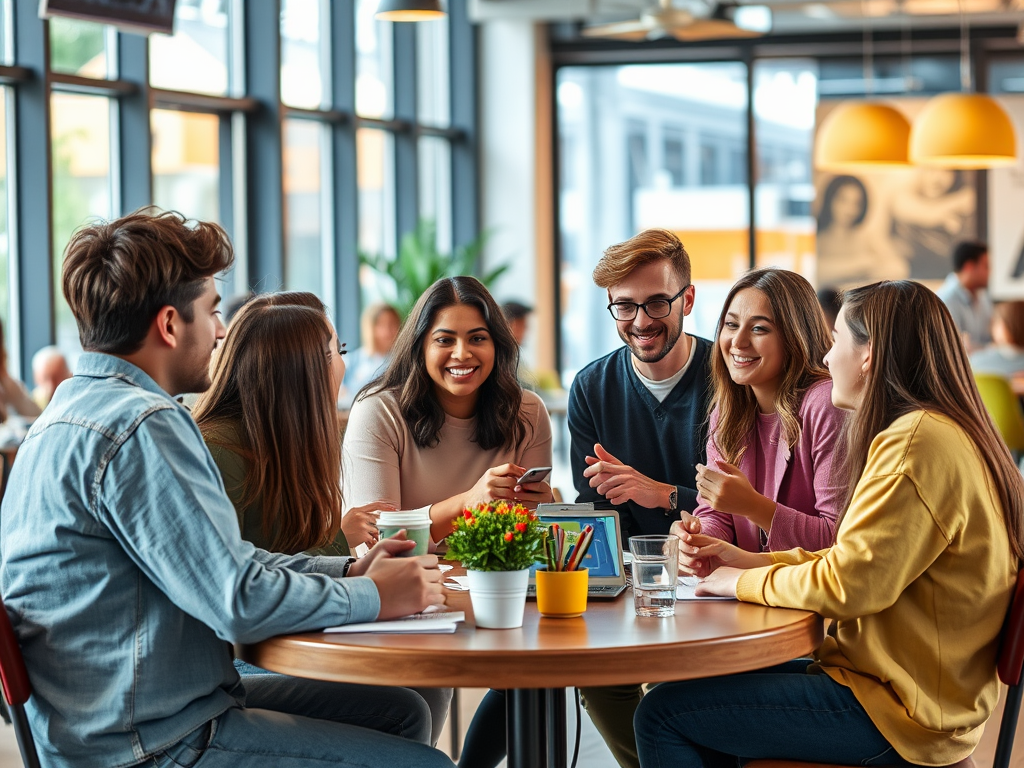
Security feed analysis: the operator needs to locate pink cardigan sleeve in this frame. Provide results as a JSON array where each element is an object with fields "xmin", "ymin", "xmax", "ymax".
[
  {"xmin": 763, "ymin": 380, "xmax": 845, "ymax": 551},
  {"xmin": 692, "ymin": 407, "xmax": 738, "ymax": 545}
]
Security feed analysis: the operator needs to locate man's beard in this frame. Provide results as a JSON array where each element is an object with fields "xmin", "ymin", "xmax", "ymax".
[{"xmin": 619, "ymin": 318, "xmax": 683, "ymax": 364}]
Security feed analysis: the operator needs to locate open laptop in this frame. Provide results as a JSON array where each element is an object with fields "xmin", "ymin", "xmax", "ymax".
[{"xmin": 527, "ymin": 504, "xmax": 628, "ymax": 600}]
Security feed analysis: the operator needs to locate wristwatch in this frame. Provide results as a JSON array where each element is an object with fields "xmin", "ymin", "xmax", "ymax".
[{"xmin": 666, "ymin": 488, "xmax": 678, "ymax": 514}]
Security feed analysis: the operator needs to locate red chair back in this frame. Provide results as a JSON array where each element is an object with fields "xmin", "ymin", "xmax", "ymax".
[
  {"xmin": 0, "ymin": 601, "xmax": 31, "ymax": 706},
  {"xmin": 994, "ymin": 566, "xmax": 1024, "ymax": 768},
  {"xmin": 0, "ymin": 597, "xmax": 40, "ymax": 768}
]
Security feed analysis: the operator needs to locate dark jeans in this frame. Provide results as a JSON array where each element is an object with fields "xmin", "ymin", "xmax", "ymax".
[{"xmin": 634, "ymin": 660, "xmax": 914, "ymax": 768}]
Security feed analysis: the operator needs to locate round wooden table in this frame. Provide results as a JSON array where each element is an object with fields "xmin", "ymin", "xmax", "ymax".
[{"xmin": 240, "ymin": 585, "xmax": 823, "ymax": 768}]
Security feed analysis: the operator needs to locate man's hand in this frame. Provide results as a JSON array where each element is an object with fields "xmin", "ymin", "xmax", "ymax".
[
  {"xmin": 694, "ymin": 566, "xmax": 742, "ymax": 598},
  {"xmin": 583, "ymin": 443, "xmax": 673, "ymax": 508},
  {"xmin": 359, "ymin": 544, "xmax": 446, "ymax": 620},
  {"xmin": 346, "ymin": 533, "xmax": 415, "ymax": 577},
  {"xmin": 696, "ymin": 460, "xmax": 776, "ymax": 527}
]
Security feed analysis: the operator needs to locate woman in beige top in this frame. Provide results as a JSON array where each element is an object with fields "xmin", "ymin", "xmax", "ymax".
[{"xmin": 343, "ymin": 276, "xmax": 554, "ymax": 544}]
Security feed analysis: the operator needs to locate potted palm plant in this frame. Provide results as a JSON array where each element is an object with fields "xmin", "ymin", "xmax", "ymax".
[
  {"xmin": 445, "ymin": 500, "xmax": 545, "ymax": 629},
  {"xmin": 359, "ymin": 218, "xmax": 508, "ymax": 319}
]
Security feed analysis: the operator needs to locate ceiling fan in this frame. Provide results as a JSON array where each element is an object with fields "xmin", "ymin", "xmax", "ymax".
[{"xmin": 580, "ymin": 0, "xmax": 773, "ymax": 41}]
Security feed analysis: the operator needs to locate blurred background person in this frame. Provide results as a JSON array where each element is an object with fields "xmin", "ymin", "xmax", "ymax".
[
  {"xmin": 0, "ymin": 319, "xmax": 40, "ymax": 424},
  {"xmin": 816, "ymin": 287, "xmax": 842, "ymax": 330},
  {"xmin": 223, "ymin": 291, "xmax": 256, "ymax": 327},
  {"xmin": 970, "ymin": 301, "xmax": 1024, "ymax": 379},
  {"xmin": 501, "ymin": 299, "xmax": 538, "ymax": 390},
  {"xmin": 31, "ymin": 345, "xmax": 72, "ymax": 409},
  {"xmin": 341, "ymin": 302, "xmax": 401, "ymax": 408},
  {"xmin": 936, "ymin": 240, "xmax": 991, "ymax": 353}
]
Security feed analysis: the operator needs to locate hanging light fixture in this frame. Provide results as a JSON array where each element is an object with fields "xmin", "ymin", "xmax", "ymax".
[
  {"xmin": 910, "ymin": 0, "xmax": 1016, "ymax": 168},
  {"xmin": 815, "ymin": 8, "xmax": 911, "ymax": 172},
  {"xmin": 374, "ymin": 0, "xmax": 446, "ymax": 21},
  {"xmin": 815, "ymin": 102, "xmax": 911, "ymax": 171}
]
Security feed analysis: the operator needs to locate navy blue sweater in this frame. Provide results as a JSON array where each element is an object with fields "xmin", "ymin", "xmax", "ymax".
[{"xmin": 567, "ymin": 338, "xmax": 713, "ymax": 539}]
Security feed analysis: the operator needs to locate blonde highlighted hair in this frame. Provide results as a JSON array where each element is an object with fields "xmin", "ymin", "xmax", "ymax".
[{"xmin": 593, "ymin": 229, "xmax": 691, "ymax": 289}]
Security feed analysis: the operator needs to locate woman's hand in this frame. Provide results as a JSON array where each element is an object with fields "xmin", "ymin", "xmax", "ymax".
[
  {"xmin": 462, "ymin": 463, "xmax": 525, "ymax": 507},
  {"xmin": 694, "ymin": 566, "xmax": 742, "ymax": 598},
  {"xmin": 696, "ymin": 461, "xmax": 776, "ymax": 528},
  {"xmin": 342, "ymin": 501, "xmax": 397, "ymax": 549},
  {"xmin": 675, "ymin": 532, "xmax": 768, "ymax": 578},
  {"xmin": 461, "ymin": 463, "xmax": 554, "ymax": 507}
]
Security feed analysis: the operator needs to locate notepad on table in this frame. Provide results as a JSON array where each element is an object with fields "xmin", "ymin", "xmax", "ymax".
[
  {"xmin": 324, "ymin": 611, "xmax": 466, "ymax": 634},
  {"xmin": 676, "ymin": 580, "xmax": 736, "ymax": 601}
]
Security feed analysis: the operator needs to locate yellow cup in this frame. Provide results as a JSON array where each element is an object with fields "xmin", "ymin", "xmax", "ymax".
[{"xmin": 536, "ymin": 568, "xmax": 589, "ymax": 618}]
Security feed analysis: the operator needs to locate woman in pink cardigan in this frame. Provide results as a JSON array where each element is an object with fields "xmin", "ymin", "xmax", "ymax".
[{"xmin": 676, "ymin": 267, "xmax": 845, "ymax": 574}]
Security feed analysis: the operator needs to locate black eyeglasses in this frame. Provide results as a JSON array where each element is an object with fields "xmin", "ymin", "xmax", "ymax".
[{"xmin": 607, "ymin": 286, "xmax": 689, "ymax": 322}]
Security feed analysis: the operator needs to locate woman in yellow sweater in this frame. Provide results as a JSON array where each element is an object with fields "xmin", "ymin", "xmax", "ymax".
[{"xmin": 635, "ymin": 280, "xmax": 1024, "ymax": 767}]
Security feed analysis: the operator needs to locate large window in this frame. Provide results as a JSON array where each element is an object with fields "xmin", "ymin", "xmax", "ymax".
[
  {"xmin": 51, "ymin": 93, "xmax": 114, "ymax": 360},
  {"xmin": 152, "ymin": 109, "xmax": 221, "ymax": 222},
  {"xmin": 557, "ymin": 62, "xmax": 748, "ymax": 378},
  {"xmin": 753, "ymin": 60, "xmax": 818, "ymax": 279},
  {"xmin": 0, "ymin": 1, "xmax": 474, "ymax": 377}
]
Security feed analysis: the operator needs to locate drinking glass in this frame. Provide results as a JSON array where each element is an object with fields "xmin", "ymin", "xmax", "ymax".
[{"xmin": 629, "ymin": 535, "xmax": 679, "ymax": 617}]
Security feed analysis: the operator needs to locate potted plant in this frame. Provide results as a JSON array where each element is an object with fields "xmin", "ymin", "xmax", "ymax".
[
  {"xmin": 359, "ymin": 218, "xmax": 509, "ymax": 319},
  {"xmin": 445, "ymin": 500, "xmax": 545, "ymax": 629}
]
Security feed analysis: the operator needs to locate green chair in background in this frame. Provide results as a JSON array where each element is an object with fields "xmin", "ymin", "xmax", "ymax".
[{"xmin": 975, "ymin": 373, "xmax": 1024, "ymax": 459}]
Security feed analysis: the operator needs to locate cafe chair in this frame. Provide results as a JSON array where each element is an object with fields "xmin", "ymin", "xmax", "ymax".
[
  {"xmin": 0, "ymin": 598, "xmax": 41, "ymax": 768},
  {"xmin": 975, "ymin": 373, "xmax": 1024, "ymax": 460},
  {"xmin": 746, "ymin": 563, "xmax": 1024, "ymax": 768}
]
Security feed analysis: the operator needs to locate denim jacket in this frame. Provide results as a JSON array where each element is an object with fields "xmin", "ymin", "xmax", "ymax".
[{"xmin": 0, "ymin": 353, "xmax": 380, "ymax": 768}]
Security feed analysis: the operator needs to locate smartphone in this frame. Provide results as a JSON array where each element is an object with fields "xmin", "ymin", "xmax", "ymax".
[{"xmin": 516, "ymin": 466, "xmax": 552, "ymax": 485}]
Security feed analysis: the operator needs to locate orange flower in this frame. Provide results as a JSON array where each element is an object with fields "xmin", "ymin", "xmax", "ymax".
[
  {"xmin": 515, "ymin": 522, "xmax": 527, "ymax": 533},
  {"xmin": 504, "ymin": 531, "xmax": 514, "ymax": 542}
]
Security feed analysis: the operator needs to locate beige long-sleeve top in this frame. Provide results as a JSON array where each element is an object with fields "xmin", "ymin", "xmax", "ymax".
[
  {"xmin": 737, "ymin": 411, "xmax": 1017, "ymax": 765},
  {"xmin": 342, "ymin": 388, "xmax": 552, "ymax": 525}
]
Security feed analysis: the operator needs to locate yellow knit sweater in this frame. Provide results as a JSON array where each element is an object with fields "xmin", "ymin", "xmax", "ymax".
[{"xmin": 736, "ymin": 410, "xmax": 1017, "ymax": 766}]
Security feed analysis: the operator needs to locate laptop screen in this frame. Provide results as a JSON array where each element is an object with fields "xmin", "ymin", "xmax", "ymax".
[{"xmin": 529, "ymin": 514, "xmax": 622, "ymax": 579}]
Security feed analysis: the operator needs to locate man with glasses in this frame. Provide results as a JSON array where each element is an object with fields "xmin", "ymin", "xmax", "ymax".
[{"xmin": 567, "ymin": 229, "xmax": 712, "ymax": 768}]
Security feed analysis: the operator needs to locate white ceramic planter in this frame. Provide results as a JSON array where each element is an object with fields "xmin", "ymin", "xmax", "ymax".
[{"xmin": 466, "ymin": 568, "xmax": 530, "ymax": 629}]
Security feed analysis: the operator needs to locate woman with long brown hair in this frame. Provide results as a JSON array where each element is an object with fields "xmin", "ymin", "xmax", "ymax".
[
  {"xmin": 678, "ymin": 267, "xmax": 846, "ymax": 571},
  {"xmin": 194, "ymin": 291, "xmax": 451, "ymax": 747},
  {"xmin": 194, "ymin": 291, "xmax": 381, "ymax": 554},
  {"xmin": 344, "ymin": 276, "xmax": 554, "ymax": 542},
  {"xmin": 636, "ymin": 280, "xmax": 1023, "ymax": 767}
]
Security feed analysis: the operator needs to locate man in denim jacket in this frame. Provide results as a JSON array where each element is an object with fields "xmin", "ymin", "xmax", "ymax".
[{"xmin": 0, "ymin": 210, "xmax": 451, "ymax": 768}]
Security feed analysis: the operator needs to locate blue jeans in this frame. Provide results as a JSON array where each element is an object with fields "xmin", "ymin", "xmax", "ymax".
[
  {"xmin": 146, "ymin": 671, "xmax": 454, "ymax": 767},
  {"xmin": 634, "ymin": 660, "xmax": 915, "ymax": 768}
]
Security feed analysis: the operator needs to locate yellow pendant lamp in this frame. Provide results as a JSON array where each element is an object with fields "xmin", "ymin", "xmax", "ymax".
[
  {"xmin": 814, "ymin": 17, "xmax": 912, "ymax": 173},
  {"xmin": 375, "ymin": 0, "xmax": 446, "ymax": 21},
  {"xmin": 911, "ymin": 94, "xmax": 1016, "ymax": 169},
  {"xmin": 815, "ymin": 101, "xmax": 912, "ymax": 172},
  {"xmin": 910, "ymin": 1, "xmax": 1017, "ymax": 168}
]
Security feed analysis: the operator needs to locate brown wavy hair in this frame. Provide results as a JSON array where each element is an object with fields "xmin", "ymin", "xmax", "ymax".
[
  {"xmin": 362, "ymin": 276, "xmax": 526, "ymax": 450},
  {"xmin": 62, "ymin": 208, "xmax": 233, "ymax": 354},
  {"xmin": 193, "ymin": 292, "xmax": 343, "ymax": 554},
  {"xmin": 711, "ymin": 268, "xmax": 833, "ymax": 464},
  {"xmin": 592, "ymin": 228, "xmax": 691, "ymax": 289},
  {"xmin": 839, "ymin": 281, "xmax": 1024, "ymax": 558}
]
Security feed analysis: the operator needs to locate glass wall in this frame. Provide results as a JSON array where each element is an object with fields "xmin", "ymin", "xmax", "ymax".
[
  {"xmin": 283, "ymin": 119, "xmax": 327, "ymax": 296},
  {"xmin": 151, "ymin": 109, "xmax": 221, "ymax": 222},
  {"xmin": 149, "ymin": 0, "xmax": 230, "ymax": 95},
  {"xmin": 752, "ymin": 60, "xmax": 818, "ymax": 279},
  {"xmin": 51, "ymin": 93, "xmax": 114, "ymax": 361},
  {"xmin": 556, "ymin": 62, "xmax": 748, "ymax": 379}
]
